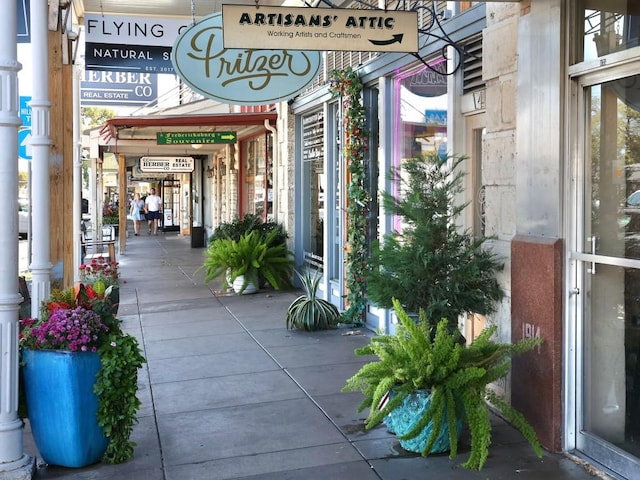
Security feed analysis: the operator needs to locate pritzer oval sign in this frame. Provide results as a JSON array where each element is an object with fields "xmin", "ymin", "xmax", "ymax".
[{"xmin": 172, "ymin": 13, "xmax": 321, "ymax": 105}]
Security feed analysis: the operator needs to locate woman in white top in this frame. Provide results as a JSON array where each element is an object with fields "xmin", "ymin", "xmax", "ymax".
[{"xmin": 129, "ymin": 193, "xmax": 145, "ymax": 236}]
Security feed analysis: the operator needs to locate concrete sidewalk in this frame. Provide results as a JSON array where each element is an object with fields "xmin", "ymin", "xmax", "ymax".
[{"xmin": 24, "ymin": 233, "xmax": 605, "ymax": 479}]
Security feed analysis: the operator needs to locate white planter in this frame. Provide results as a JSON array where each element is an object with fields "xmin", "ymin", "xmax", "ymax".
[{"xmin": 232, "ymin": 276, "xmax": 258, "ymax": 295}]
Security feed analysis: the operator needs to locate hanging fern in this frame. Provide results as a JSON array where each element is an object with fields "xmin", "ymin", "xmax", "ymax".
[{"xmin": 329, "ymin": 67, "xmax": 370, "ymax": 325}]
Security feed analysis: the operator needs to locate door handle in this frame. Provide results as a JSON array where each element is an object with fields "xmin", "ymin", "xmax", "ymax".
[{"xmin": 587, "ymin": 235, "xmax": 597, "ymax": 274}]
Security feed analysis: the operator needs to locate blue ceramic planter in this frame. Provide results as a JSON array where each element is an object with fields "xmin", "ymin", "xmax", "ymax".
[
  {"xmin": 22, "ymin": 349, "xmax": 109, "ymax": 468},
  {"xmin": 384, "ymin": 390, "xmax": 462, "ymax": 454}
]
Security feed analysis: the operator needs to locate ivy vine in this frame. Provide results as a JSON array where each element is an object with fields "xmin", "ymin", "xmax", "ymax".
[
  {"xmin": 329, "ymin": 67, "xmax": 370, "ymax": 325},
  {"xmin": 95, "ymin": 330, "xmax": 146, "ymax": 464}
]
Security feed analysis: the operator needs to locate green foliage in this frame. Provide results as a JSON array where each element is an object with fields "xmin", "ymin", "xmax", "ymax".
[
  {"xmin": 366, "ymin": 154, "xmax": 504, "ymax": 332},
  {"xmin": 286, "ymin": 270, "xmax": 340, "ymax": 331},
  {"xmin": 203, "ymin": 229, "xmax": 293, "ymax": 294},
  {"xmin": 329, "ymin": 68, "xmax": 369, "ymax": 325},
  {"xmin": 343, "ymin": 299, "xmax": 543, "ymax": 470},
  {"xmin": 95, "ymin": 330, "xmax": 146, "ymax": 464},
  {"xmin": 81, "ymin": 107, "xmax": 115, "ymax": 129},
  {"xmin": 208, "ymin": 213, "xmax": 287, "ymax": 247}
]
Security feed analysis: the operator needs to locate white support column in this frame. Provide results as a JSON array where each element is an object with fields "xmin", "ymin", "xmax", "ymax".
[
  {"xmin": 73, "ymin": 68, "xmax": 82, "ymax": 282},
  {"xmin": 0, "ymin": 0, "xmax": 35, "ymax": 476},
  {"xmin": 29, "ymin": 0, "xmax": 53, "ymax": 318}
]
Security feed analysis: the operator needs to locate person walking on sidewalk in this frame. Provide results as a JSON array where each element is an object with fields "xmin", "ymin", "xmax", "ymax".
[
  {"xmin": 129, "ymin": 193, "xmax": 145, "ymax": 236},
  {"xmin": 145, "ymin": 188, "xmax": 162, "ymax": 235}
]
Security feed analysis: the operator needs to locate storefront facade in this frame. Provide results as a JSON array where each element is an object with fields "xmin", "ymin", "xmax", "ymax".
[
  {"xmin": 88, "ymin": 2, "xmax": 640, "ymax": 477},
  {"xmin": 289, "ymin": 1, "xmax": 640, "ymax": 478}
]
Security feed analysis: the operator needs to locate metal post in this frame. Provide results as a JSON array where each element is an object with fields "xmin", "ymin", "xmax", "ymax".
[
  {"xmin": 29, "ymin": 0, "xmax": 53, "ymax": 317},
  {"xmin": 0, "ymin": 0, "xmax": 35, "ymax": 475}
]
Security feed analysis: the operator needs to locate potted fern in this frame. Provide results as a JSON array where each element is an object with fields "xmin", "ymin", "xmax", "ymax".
[
  {"xmin": 202, "ymin": 229, "xmax": 293, "ymax": 294},
  {"xmin": 286, "ymin": 270, "xmax": 340, "ymax": 331},
  {"xmin": 343, "ymin": 298, "xmax": 543, "ymax": 470}
]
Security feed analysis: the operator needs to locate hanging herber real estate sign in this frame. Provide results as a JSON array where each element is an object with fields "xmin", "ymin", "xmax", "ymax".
[
  {"xmin": 81, "ymin": 71, "xmax": 158, "ymax": 107},
  {"xmin": 171, "ymin": 12, "xmax": 321, "ymax": 106},
  {"xmin": 140, "ymin": 157, "xmax": 195, "ymax": 173},
  {"xmin": 222, "ymin": 5, "xmax": 418, "ymax": 53},
  {"xmin": 84, "ymin": 13, "xmax": 191, "ymax": 73}
]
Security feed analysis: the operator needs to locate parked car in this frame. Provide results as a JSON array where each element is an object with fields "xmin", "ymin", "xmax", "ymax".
[{"xmin": 19, "ymin": 198, "xmax": 29, "ymax": 239}]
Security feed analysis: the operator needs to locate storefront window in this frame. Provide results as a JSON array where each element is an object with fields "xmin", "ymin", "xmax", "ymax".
[
  {"xmin": 579, "ymin": 1, "xmax": 639, "ymax": 63},
  {"xmin": 242, "ymin": 134, "xmax": 272, "ymax": 219},
  {"xmin": 393, "ymin": 62, "xmax": 448, "ymax": 229},
  {"xmin": 302, "ymin": 110, "xmax": 325, "ymax": 261}
]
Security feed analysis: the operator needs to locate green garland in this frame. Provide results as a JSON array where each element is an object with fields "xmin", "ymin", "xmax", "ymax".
[{"xmin": 329, "ymin": 67, "xmax": 370, "ymax": 325}]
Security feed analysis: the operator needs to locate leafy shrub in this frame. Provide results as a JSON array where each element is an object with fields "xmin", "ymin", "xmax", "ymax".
[
  {"xmin": 203, "ymin": 229, "xmax": 293, "ymax": 293},
  {"xmin": 208, "ymin": 213, "xmax": 287, "ymax": 247}
]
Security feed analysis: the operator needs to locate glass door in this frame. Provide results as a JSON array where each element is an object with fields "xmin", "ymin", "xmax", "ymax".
[
  {"xmin": 571, "ymin": 71, "xmax": 640, "ymax": 479},
  {"xmin": 162, "ymin": 179, "xmax": 180, "ymax": 232}
]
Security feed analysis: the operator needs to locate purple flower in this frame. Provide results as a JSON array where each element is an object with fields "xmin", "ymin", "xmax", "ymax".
[{"xmin": 20, "ymin": 306, "xmax": 108, "ymax": 351}]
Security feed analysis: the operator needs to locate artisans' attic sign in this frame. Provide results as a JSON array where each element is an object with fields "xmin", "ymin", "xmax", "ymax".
[{"xmin": 222, "ymin": 5, "xmax": 418, "ymax": 53}]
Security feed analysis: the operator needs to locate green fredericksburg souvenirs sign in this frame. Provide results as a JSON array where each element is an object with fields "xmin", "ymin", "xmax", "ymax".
[
  {"xmin": 171, "ymin": 12, "xmax": 321, "ymax": 106},
  {"xmin": 157, "ymin": 132, "xmax": 237, "ymax": 145}
]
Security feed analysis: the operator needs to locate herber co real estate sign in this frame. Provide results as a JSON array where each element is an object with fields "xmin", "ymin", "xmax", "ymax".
[
  {"xmin": 81, "ymin": 71, "xmax": 158, "ymax": 106},
  {"xmin": 140, "ymin": 157, "xmax": 194, "ymax": 173},
  {"xmin": 222, "ymin": 5, "xmax": 418, "ymax": 53},
  {"xmin": 171, "ymin": 12, "xmax": 321, "ymax": 106}
]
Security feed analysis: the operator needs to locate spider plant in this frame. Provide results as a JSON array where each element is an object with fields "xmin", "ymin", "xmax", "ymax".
[{"xmin": 286, "ymin": 269, "xmax": 340, "ymax": 331}]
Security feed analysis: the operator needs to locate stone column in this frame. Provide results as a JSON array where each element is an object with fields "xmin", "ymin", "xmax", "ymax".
[{"xmin": 0, "ymin": 0, "xmax": 35, "ymax": 476}]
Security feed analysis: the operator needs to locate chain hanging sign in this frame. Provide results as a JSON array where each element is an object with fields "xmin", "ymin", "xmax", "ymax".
[
  {"xmin": 222, "ymin": 5, "xmax": 418, "ymax": 53},
  {"xmin": 139, "ymin": 157, "xmax": 194, "ymax": 172},
  {"xmin": 171, "ymin": 12, "xmax": 321, "ymax": 106}
]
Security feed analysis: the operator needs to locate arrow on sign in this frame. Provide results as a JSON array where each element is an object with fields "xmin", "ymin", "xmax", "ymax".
[
  {"xmin": 220, "ymin": 134, "xmax": 235, "ymax": 141},
  {"xmin": 18, "ymin": 129, "xmax": 32, "ymax": 160},
  {"xmin": 369, "ymin": 34, "xmax": 405, "ymax": 47}
]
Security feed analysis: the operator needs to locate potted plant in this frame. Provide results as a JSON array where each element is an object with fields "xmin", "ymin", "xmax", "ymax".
[
  {"xmin": 20, "ymin": 277, "xmax": 145, "ymax": 466},
  {"xmin": 79, "ymin": 257, "xmax": 120, "ymax": 314},
  {"xmin": 343, "ymin": 298, "xmax": 543, "ymax": 470},
  {"xmin": 286, "ymin": 269, "xmax": 340, "ymax": 331},
  {"xmin": 102, "ymin": 203, "xmax": 120, "ymax": 236},
  {"xmin": 202, "ymin": 229, "xmax": 293, "ymax": 294},
  {"xmin": 366, "ymin": 154, "xmax": 504, "ymax": 334}
]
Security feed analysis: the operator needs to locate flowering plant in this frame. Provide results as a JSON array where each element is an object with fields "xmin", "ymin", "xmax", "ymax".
[
  {"xmin": 79, "ymin": 257, "xmax": 120, "ymax": 287},
  {"xmin": 19, "ymin": 281, "xmax": 145, "ymax": 465},
  {"xmin": 19, "ymin": 307, "xmax": 108, "ymax": 352},
  {"xmin": 36, "ymin": 283, "xmax": 119, "ymax": 330},
  {"xmin": 20, "ymin": 283, "xmax": 119, "ymax": 350}
]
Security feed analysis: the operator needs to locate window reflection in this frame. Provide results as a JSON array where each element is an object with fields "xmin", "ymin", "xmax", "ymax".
[
  {"xmin": 581, "ymin": 1, "xmax": 639, "ymax": 62},
  {"xmin": 394, "ymin": 62, "xmax": 448, "ymax": 230}
]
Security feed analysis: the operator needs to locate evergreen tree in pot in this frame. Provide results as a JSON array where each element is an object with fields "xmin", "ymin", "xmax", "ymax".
[{"xmin": 366, "ymin": 154, "xmax": 504, "ymax": 334}]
